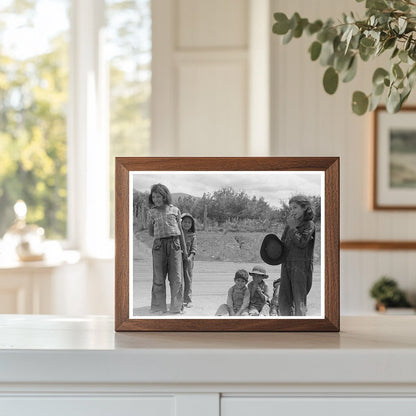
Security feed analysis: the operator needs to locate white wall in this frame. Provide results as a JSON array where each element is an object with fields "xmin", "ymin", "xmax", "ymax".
[
  {"xmin": 271, "ymin": 0, "xmax": 416, "ymax": 313},
  {"xmin": 58, "ymin": 0, "xmax": 416, "ymax": 316}
]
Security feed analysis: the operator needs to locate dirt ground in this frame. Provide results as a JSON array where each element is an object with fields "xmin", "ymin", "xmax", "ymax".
[{"xmin": 132, "ymin": 259, "xmax": 322, "ymax": 318}]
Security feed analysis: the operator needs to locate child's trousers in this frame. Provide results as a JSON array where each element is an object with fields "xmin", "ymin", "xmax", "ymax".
[
  {"xmin": 183, "ymin": 257, "xmax": 194, "ymax": 304},
  {"xmin": 151, "ymin": 236, "xmax": 183, "ymax": 313}
]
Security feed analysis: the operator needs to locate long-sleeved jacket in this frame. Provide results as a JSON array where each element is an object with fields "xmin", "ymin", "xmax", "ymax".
[
  {"xmin": 281, "ymin": 220, "xmax": 315, "ymax": 262},
  {"xmin": 183, "ymin": 232, "xmax": 197, "ymax": 255},
  {"xmin": 281, "ymin": 219, "xmax": 315, "ymax": 295}
]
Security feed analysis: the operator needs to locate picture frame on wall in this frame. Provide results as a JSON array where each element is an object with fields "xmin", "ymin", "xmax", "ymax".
[
  {"xmin": 374, "ymin": 106, "xmax": 416, "ymax": 210},
  {"xmin": 115, "ymin": 157, "xmax": 339, "ymax": 332}
]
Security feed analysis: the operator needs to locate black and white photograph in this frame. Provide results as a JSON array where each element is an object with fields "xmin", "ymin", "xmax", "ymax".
[{"xmin": 129, "ymin": 171, "xmax": 324, "ymax": 319}]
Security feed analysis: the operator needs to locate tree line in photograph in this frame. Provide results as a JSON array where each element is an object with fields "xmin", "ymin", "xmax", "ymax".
[{"xmin": 133, "ymin": 186, "xmax": 321, "ymax": 233}]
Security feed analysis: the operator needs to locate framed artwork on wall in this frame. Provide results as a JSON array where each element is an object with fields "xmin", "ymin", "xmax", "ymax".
[
  {"xmin": 374, "ymin": 106, "xmax": 416, "ymax": 210},
  {"xmin": 115, "ymin": 157, "xmax": 339, "ymax": 332}
]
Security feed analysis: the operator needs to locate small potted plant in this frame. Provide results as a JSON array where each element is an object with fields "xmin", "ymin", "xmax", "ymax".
[{"xmin": 369, "ymin": 276, "xmax": 413, "ymax": 313}]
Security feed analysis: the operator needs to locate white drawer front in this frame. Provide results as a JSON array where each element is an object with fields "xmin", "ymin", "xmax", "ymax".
[
  {"xmin": 222, "ymin": 397, "xmax": 416, "ymax": 416},
  {"xmin": 0, "ymin": 396, "xmax": 174, "ymax": 416}
]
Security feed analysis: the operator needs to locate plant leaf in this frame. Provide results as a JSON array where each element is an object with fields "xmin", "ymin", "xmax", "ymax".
[
  {"xmin": 273, "ymin": 13, "xmax": 290, "ymax": 35},
  {"xmin": 282, "ymin": 29, "xmax": 293, "ymax": 44},
  {"xmin": 309, "ymin": 41, "xmax": 322, "ymax": 61},
  {"xmin": 399, "ymin": 49, "xmax": 408, "ymax": 63},
  {"xmin": 405, "ymin": 33, "xmax": 413, "ymax": 50},
  {"xmin": 387, "ymin": 87, "xmax": 401, "ymax": 113},
  {"xmin": 393, "ymin": 63, "xmax": 404, "ymax": 79},
  {"xmin": 352, "ymin": 91, "xmax": 369, "ymax": 115},
  {"xmin": 391, "ymin": 47, "xmax": 399, "ymax": 59},
  {"xmin": 323, "ymin": 67, "xmax": 339, "ymax": 94},
  {"xmin": 342, "ymin": 56, "xmax": 358, "ymax": 82},
  {"xmin": 369, "ymin": 92, "xmax": 383, "ymax": 111},
  {"xmin": 398, "ymin": 16, "xmax": 407, "ymax": 34},
  {"xmin": 372, "ymin": 67, "xmax": 389, "ymax": 86},
  {"xmin": 320, "ymin": 40, "xmax": 335, "ymax": 66},
  {"xmin": 307, "ymin": 20, "xmax": 323, "ymax": 35}
]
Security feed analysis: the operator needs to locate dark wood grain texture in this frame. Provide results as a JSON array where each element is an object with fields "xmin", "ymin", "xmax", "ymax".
[
  {"xmin": 115, "ymin": 159, "xmax": 130, "ymax": 330},
  {"xmin": 341, "ymin": 241, "xmax": 416, "ymax": 250},
  {"xmin": 115, "ymin": 157, "xmax": 340, "ymax": 332}
]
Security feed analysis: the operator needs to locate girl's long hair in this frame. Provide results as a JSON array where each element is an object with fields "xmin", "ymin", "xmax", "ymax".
[
  {"xmin": 148, "ymin": 183, "xmax": 172, "ymax": 206},
  {"xmin": 289, "ymin": 195, "xmax": 314, "ymax": 221}
]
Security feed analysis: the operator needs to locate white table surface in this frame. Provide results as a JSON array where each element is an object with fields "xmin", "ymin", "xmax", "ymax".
[{"xmin": 0, "ymin": 315, "xmax": 415, "ymax": 386}]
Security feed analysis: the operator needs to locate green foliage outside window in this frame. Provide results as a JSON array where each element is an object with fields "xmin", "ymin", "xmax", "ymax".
[{"xmin": 0, "ymin": 1, "xmax": 69, "ymax": 238}]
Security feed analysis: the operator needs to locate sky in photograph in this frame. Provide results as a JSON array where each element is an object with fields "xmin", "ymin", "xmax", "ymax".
[{"xmin": 132, "ymin": 171, "xmax": 322, "ymax": 208}]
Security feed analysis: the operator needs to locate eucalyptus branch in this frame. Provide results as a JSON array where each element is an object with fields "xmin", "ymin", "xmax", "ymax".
[{"xmin": 272, "ymin": 0, "xmax": 416, "ymax": 115}]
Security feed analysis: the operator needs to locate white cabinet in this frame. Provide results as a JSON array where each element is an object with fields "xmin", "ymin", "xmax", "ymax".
[
  {"xmin": 0, "ymin": 316, "xmax": 416, "ymax": 415},
  {"xmin": 1, "ymin": 397, "xmax": 175, "ymax": 416},
  {"xmin": 222, "ymin": 398, "xmax": 416, "ymax": 416}
]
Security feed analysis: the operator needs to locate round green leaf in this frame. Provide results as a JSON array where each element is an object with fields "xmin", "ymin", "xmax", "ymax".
[
  {"xmin": 393, "ymin": 63, "xmax": 404, "ymax": 79},
  {"xmin": 323, "ymin": 67, "xmax": 339, "ymax": 95},
  {"xmin": 352, "ymin": 91, "xmax": 369, "ymax": 115},
  {"xmin": 282, "ymin": 29, "xmax": 293, "ymax": 45},
  {"xmin": 320, "ymin": 41, "xmax": 335, "ymax": 66},
  {"xmin": 334, "ymin": 52, "xmax": 352, "ymax": 73},
  {"xmin": 273, "ymin": 13, "xmax": 290, "ymax": 35},
  {"xmin": 391, "ymin": 47, "xmax": 399, "ymax": 59},
  {"xmin": 387, "ymin": 87, "xmax": 401, "ymax": 113},
  {"xmin": 372, "ymin": 68, "xmax": 389, "ymax": 86},
  {"xmin": 307, "ymin": 20, "xmax": 323, "ymax": 35},
  {"xmin": 384, "ymin": 37, "xmax": 396, "ymax": 50},
  {"xmin": 359, "ymin": 44, "xmax": 375, "ymax": 62},
  {"xmin": 342, "ymin": 56, "xmax": 358, "ymax": 83},
  {"xmin": 360, "ymin": 37, "xmax": 375, "ymax": 48},
  {"xmin": 309, "ymin": 41, "xmax": 322, "ymax": 61},
  {"xmin": 399, "ymin": 50, "xmax": 408, "ymax": 63},
  {"xmin": 369, "ymin": 92, "xmax": 383, "ymax": 112},
  {"xmin": 373, "ymin": 82, "xmax": 385, "ymax": 96}
]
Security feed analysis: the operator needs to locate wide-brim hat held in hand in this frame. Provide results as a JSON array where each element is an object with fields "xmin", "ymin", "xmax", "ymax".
[{"xmin": 260, "ymin": 234, "xmax": 286, "ymax": 265}]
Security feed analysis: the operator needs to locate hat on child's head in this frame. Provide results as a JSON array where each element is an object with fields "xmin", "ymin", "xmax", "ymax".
[
  {"xmin": 181, "ymin": 212, "xmax": 194, "ymax": 221},
  {"xmin": 260, "ymin": 234, "xmax": 286, "ymax": 265},
  {"xmin": 249, "ymin": 265, "xmax": 269, "ymax": 279},
  {"xmin": 234, "ymin": 269, "xmax": 249, "ymax": 283}
]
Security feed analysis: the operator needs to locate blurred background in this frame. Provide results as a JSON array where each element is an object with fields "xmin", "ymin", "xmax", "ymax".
[{"xmin": 0, "ymin": 0, "xmax": 415, "ymax": 316}]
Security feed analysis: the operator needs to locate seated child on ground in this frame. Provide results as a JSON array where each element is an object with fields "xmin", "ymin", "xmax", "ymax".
[
  {"xmin": 269, "ymin": 278, "xmax": 281, "ymax": 316},
  {"xmin": 215, "ymin": 269, "xmax": 250, "ymax": 316},
  {"xmin": 247, "ymin": 265, "xmax": 270, "ymax": 316}
]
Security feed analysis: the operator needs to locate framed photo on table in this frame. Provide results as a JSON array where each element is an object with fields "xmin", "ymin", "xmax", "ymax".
[
  {"xmin": 374, "ymin": 106, "xmax": 416, "ymax": 209},
  {"xmin": 115, "ymin": 157, "xmax": 339, "ymax": 332}
]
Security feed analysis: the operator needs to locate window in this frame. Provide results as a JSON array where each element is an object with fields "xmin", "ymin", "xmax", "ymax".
[
  {"xmin": 106, "ymin": 0, "xmax": 151, "ymax": 237},
  {"xmin": 0, "ymin": 0, "xmax": 151, "ymax": 253},
  {"xmin": 0, "ymin": 0, "xmax": 70, "ymax": 239}
]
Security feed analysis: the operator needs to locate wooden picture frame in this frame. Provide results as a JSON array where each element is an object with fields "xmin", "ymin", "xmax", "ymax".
[
  {"xmin": 373, "ymin": 106, "xmax": 416, "ymax": 210},
  {"xmin": 115, "ymin": 157, "xmax": 339, "ymax": 332}
]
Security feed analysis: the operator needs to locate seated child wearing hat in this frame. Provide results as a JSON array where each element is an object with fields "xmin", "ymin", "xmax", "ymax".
[
  {"xmin": 215, "ymin": 269, "xmax": 250, "ymax": 316},
  {"xmin": 247, "ymin": 265, "xmax": 270, "ymax": 316},
  {"xmin": 269, "ymin": 278, "xmax": 281, "ymax": 316}
]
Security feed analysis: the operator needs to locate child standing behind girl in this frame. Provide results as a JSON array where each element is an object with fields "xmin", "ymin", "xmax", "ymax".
[
  {"xmin": 278, "ymin": 195, "xmax": 315, "ymax": 316},
  {"xmin": 147, "ymin": 184, "xmax": 188, "ymax": 315},
  {"xmin": 181, "ymin": 213, "xmax": 197, "ymax": 308}
]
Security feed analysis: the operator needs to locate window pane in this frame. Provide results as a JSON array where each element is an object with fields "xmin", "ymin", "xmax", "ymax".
[
  {"xmin": 0, "ymin": 0, "xmax": 70, "ymax": 239},
  {"xmin": 106, "ymin": 0, "xmax": 151, "ymax": 237}
]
